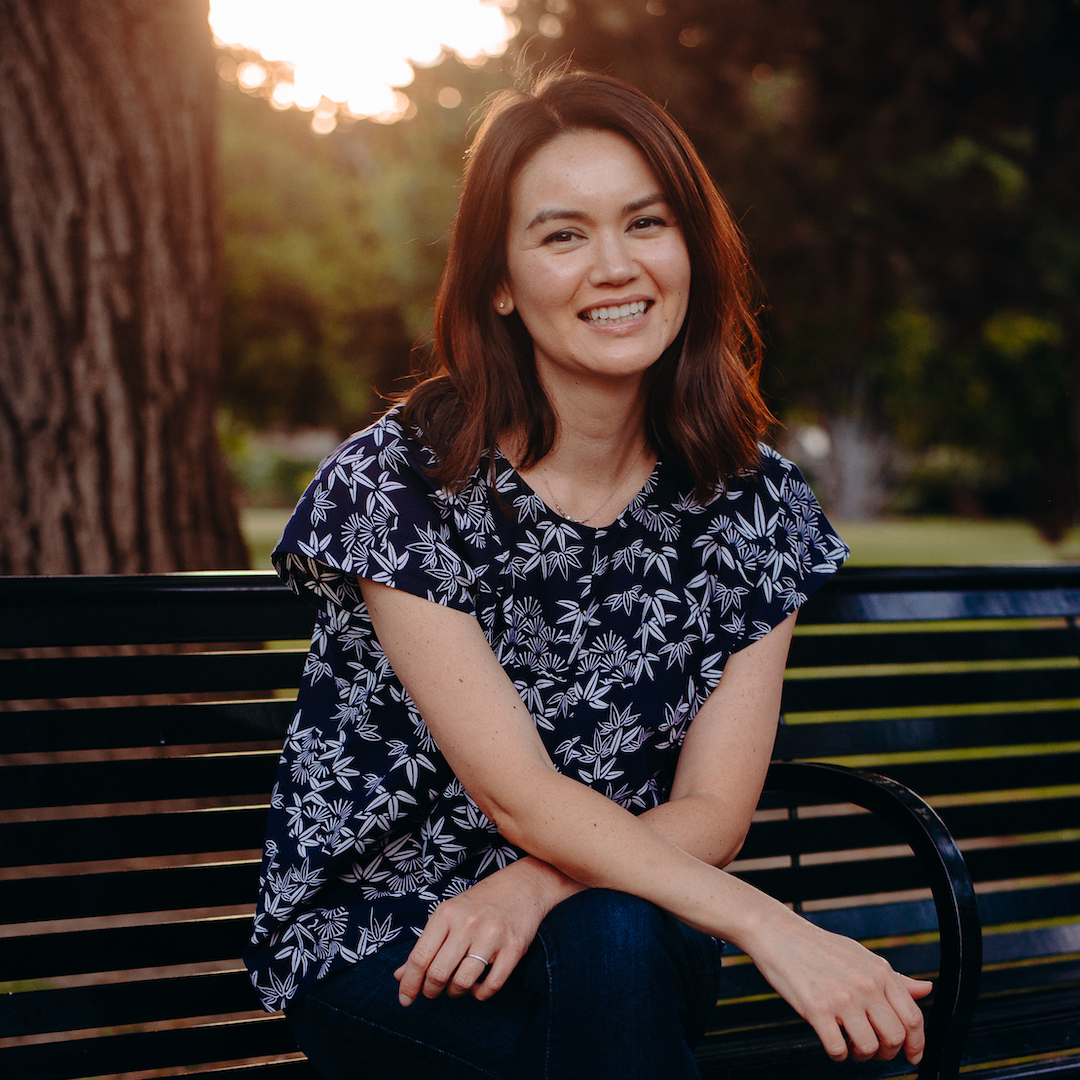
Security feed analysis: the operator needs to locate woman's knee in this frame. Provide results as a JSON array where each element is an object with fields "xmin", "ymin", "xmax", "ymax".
[
  {"xmin": 537, "ymin": 888, "xmax": 719, "ymax": 988},
  {"xmin": 285, "ymin": 944, "xmax": 522, "ymax": 1080}
]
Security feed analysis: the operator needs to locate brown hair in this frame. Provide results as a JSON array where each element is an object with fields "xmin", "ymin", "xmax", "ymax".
[{"xmin": 402, "ymin": 67, "xmax": 772, "ymax": 498}]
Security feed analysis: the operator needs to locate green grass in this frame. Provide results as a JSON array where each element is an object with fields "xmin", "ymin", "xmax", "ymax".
[
  {"xmin": 832, "ymin": 517, "xmax": 1080, "ymax": 566},
  {"xmin": 241, "ymin": 508, "xmax": 1080, "ymax": 571},
  {"xmin": 242, "ymin": 507, "xmax": 294, "ymax": 570}
]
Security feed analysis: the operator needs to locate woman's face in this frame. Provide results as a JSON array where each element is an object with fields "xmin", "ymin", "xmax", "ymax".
[{"xmin": 494, "ymin": 129, "xmax": 691, "ymax": 396}]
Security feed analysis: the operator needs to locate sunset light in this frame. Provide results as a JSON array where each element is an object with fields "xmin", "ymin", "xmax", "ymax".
[{"xmin": 209, "ymin": 0, "xmax": 517, "ymax": 128}]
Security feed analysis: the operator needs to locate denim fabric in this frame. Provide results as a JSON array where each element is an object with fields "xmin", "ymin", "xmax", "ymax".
[{"xmin": 285, "ymin": 889, "xmax": 722, "ymax": 1080}]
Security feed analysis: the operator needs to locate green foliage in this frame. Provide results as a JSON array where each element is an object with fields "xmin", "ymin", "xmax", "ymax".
[
  {"xmin": 512, "ymin": 0, "xmax": 1080, "ymax": 536},
  {"xmin": 218, "ymin": 54, "xmax": 514, "ymax": 437}
]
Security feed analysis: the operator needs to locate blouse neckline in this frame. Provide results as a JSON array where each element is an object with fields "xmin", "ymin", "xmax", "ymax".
[{"xmin": 492, "ymin": 445, "xmax": 663, "ymax": 536}]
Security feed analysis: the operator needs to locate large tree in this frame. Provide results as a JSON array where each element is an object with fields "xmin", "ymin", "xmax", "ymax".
[{"xmin": 0, "ymin": 0, "xmax": 247, "ymax": 574}]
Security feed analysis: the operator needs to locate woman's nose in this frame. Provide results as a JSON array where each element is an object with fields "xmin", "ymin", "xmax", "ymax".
[{"xmin": 589, "ymin": 234, "xmax": 637, "ymax": 286}]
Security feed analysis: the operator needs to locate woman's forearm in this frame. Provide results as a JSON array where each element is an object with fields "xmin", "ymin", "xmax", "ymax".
[
  {"xmin": 488, "ymin": 760, "xmax": 782, "ymax": 946},
  {"xmin": 638, "ymin": 792, "xmax": 747, "ymax": 868}
]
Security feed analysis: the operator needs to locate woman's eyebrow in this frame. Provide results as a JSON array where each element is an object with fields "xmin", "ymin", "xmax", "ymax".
[
  {"xmin": 526, "ymin": 207, "xmax": 586, "ymax": 229},
  {"xmin": 623, "ymin": 192, "xmax": 668, "ymax": 214},
  {"xmin": 525, "ymin": 192, "xmax": 669, "ymax": 231}
]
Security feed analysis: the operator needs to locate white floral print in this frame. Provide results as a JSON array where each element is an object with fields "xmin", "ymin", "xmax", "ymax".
[{"xmin": 245, "ymin": 408, "xmax": 847, "ymax": 1012}]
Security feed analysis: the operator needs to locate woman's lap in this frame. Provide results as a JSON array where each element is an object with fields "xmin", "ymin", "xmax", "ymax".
[{"xmin": 285, "ymin": 889, "xmax": 721, "ymax": 1080}]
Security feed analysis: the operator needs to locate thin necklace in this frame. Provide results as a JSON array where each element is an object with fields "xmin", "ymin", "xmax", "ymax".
[{"xmin": 538, "ymin": 441, "xmax": 647, "ymax": 525}]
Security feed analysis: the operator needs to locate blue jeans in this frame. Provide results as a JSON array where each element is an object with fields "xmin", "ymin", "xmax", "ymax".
[{"xmin": 285, "ymin": 889, "xmax": 722, "ymax": 1079}]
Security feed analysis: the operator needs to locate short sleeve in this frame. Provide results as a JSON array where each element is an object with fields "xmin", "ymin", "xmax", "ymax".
[
  {"xmin": 726, "ymin": 447, "xmax": 848, "ymax": 647},
  {"xmin": 271, "ymin": 413, "xmax": 479, "ymax": 617}
]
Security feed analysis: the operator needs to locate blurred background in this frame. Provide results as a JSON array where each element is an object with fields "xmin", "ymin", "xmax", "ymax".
[{"xmin": 2, "ymin": 0, "xmax": 1078, "ymax": 573}]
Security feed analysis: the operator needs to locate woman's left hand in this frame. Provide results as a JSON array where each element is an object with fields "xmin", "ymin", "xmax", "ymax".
[
  {"xmin": 394, "ymin": 856, "xmax": 583, "ymax": 1006},
  {"xmin": 739, "ymin": 904, "xmax": 933, "ymax": 1064}
]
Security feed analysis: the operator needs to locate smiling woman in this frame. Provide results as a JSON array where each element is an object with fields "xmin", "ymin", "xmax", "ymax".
[
  {"xmin": 496, "ymin": 133, "xmax": 691, "ymax": 394},
  {"xmin": 244, "ymin": 69, "xmax": 932, "ymax": 1080}
]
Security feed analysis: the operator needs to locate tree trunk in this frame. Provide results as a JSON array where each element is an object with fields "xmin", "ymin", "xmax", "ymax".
[{"xmin": 0, "ymin": 0, "xmax": 247, "ymax": 574}]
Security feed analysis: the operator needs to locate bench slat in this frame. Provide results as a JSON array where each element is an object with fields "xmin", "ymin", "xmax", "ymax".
[
  {"xmin": 782, "ymin": 665, "xmax": 1080, "ymax": 715},
  {"xmin": 788, "ymin": 626, "xmax": 1080, "ymax": 667},
  {"xmin": 877, "ymin": 753, "xmax": 1080, "ymax": 798},
  {"xmin": 0, "ymin": 752, "xmax": 282, "ymax": 811},
  {"xmin": 0, "ymin": 573, "xmax": 314, "ymax": 648},
  {"xmin": 0, "ymin": 700, "xmax": 296, "ymax": 754},
  {"xmin": 796, "ymin": 566, "xmax": 1080, "ymax": 623},
  {"xmin": 0, "ymin": 969, "xmax": 257, "ymax": 1038},
  {"xmin": 0, "ymin": 807, "xmax": 268, "ymax": 868},
  {"xmin": 0, "ymin": 649, "xmax": 307, "ymax": 701},
  {"xmin": 0, "ymin": 1013, "xmax": 300, "ymax": 1080},
  {"xmin": 775, "ymin": 710, "xmax": 1079, "ymax": 758},
  {"xmin": 0, "ymin": 914, "xmax": 253, "ymax": 981},
  {"xmin": 0, "ymin": 861, "xmax": 260, "ymax": 924},
  {"xmin": 738, "ymin": 796, "xmax": 1080, "ymax": 861}
]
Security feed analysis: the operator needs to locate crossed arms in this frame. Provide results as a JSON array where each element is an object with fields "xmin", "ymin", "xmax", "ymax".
[{"xmin": 359, "ymin": 579, "xmax": 930, "ymax": 1065}]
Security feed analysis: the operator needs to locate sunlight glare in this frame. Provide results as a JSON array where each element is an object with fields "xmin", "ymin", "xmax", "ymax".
[
  {"xmin": 210, "ymin": 0, "xmax": 516, "ymax": 126},
  {"xmin": 237, "ymin": 61, "xmax": 267, "ymax": 88}
]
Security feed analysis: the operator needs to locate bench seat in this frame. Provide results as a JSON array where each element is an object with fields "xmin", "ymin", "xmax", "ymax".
[{"xmin": 2, "ymin": 567, "xmax": 1078, "ymax": 1079}]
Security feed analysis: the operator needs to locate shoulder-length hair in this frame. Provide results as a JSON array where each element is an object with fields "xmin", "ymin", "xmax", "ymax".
[{"xmin": 402, "ymin": 67, "xmax": 772, "ymax": 498}]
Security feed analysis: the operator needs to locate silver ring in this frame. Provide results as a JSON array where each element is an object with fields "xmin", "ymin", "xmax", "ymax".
[{"xmin": 467, "ymin": 952, "xmax": 491, "ymax": 966}]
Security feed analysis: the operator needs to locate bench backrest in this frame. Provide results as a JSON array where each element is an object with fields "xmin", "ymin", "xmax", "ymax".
[
  {"xmin": 1, "ymin": 574, "xmax": 315, "ymax": 1080},
  {"xmin": 723, "ymin": 567, "xmax": 1080, "ymax": 1061},
  {"xmin": 2, "ymin": 567, "xmax": 1078, "ymax": 1080}
]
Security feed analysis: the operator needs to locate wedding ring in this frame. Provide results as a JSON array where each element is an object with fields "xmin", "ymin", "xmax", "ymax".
[{"xmin": 467, "ymin": 952, "xmax": 491, "ymax": 966}]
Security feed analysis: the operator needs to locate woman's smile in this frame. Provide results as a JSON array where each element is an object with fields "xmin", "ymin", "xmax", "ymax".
[
  {"xmin": 495, "ymin": 129, "xmax": 691, "ymax": 391},
  {"xmin": 580, "ymin": 298, "xmax": 650, "ymax": 325}
]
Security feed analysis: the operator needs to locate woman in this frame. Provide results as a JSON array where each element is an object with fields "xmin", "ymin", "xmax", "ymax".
[{"xmin": 245, "ymin": 69, "xmax": 931, "ymax": 1079}]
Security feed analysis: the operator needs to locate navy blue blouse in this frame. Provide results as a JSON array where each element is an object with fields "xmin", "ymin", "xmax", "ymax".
[{"xmin": 245, "ymin": 408, "xmax": 847, "ymax": 1012}]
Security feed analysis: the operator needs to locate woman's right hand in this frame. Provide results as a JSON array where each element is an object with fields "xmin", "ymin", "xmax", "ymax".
[
  {"xmin": 741, "ymin": 905, "xmax": 933, "ymax": 1064},
  {"xmin": 394, "ymin": 856, "xmax": 583, "ymax": 1006}
]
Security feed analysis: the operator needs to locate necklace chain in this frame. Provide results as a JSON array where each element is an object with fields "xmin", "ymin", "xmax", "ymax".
[{"xmin": 538, "ymin": 441, "xmax": 647, "ymax": 525}]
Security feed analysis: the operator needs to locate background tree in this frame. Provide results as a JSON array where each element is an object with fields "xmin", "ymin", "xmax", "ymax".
[
  {"xmin": 216, "ymin": 52, "xmax": 510, "ymax": 441},
  {"xmin": 0, "ymin": 0, "xmax": 247, "ymax": 574},
  {"xmin": 514, "ymin": 0, "xmax": 1080, "ymax": 534}
]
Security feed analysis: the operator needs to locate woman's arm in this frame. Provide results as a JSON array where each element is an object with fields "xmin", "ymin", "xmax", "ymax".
[
  {"xmin": 637, "ymin": 610, "xmax": 795, "ymax": 866},
  {"xmin": 403, "ymin": 612, "xmax": 794, "ymax": 1006},
  {"xmin": 362, "ymin": 580, "xmax": 930, "ymax": 1064}
]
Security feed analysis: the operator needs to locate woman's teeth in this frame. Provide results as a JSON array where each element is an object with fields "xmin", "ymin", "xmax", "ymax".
[{"xmin": 583, "ymin": 300, "xmax": 648, "ymax": 323}]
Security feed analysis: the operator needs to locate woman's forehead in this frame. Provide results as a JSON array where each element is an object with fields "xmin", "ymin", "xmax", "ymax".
[{"xmin": 510, "ymin": 130, "xmax": 666, "ymax": 223}]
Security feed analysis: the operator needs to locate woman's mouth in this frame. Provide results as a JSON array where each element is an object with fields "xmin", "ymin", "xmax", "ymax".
[{"xmin": 580, "ymin": 300, "xmax": 650, "ymax": 324}]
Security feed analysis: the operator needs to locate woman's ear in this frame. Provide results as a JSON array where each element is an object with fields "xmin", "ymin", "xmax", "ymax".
[{"xmin": 493, "ymin": 286, "xmax": 514, "ymax": 315}]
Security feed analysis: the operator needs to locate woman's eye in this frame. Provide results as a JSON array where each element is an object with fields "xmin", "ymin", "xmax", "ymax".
[
  {"xmin": 629, "ymin": 216, "xmax": 665, "ymax": 232},
  {"xmin": 544, "ymin": 229, "xmax": 581, "ymax": 244}
]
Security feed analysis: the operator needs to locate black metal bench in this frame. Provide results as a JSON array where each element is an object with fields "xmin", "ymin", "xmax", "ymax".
[{"xmin": 1, "ymin": 566, "xmax": 1077, "ymax": 1080}]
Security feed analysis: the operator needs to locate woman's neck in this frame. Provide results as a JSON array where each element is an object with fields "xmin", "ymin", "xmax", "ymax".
[{"xmin": 507, "ymin": 381, "xmax": 656, "ymax": 528}]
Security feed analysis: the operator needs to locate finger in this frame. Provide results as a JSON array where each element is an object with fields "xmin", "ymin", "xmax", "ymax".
[
  {"xmin": 806, "ymin": 1013, "xmax": 849, "ymax": 1063},
  {"xmin": 472, "ymin": 948, "xmax": 520, "ymax": 1001},
  {"xmin": 838, "ymin": 1011, "xmax": 882, "ymax": 1063},
  {"xmin": 886, "ymin": 975, "xmax": 928, "ymax": 1063},
  {"xmin": 900, "ymin": 973, "xmax": 934, "ymax": 999},
  {"xmin": 865, "ymin": 999, "xmax": 909, "ymax": 1062},
  {"xmin": 447, "ymin": 952, "xmax": 492, "ymax": 998},
  {"xmin": 397, "ymin": 926, "xmax": 450, "ymax": 1006},
  {"xmin": 421, "ymin": 938, "xmax": 472, "ymax": 1000}
]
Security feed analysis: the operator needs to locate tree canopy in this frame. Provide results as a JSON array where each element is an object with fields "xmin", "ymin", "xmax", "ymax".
[{"xmin": 510, "ymin": 0, "xmax": 1080, "ymax": 533}]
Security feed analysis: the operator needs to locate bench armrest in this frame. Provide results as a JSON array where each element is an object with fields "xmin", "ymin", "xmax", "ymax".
[{"xmin": 764, "ymin": 761, "xmax": 982, "ymax": 1080}]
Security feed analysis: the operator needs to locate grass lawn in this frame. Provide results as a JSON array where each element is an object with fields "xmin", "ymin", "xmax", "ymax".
[
  {"xmin": 241, "ymin": 507, "xmax": 1080, "ymax": 571},
  {"xmin": 833, "ymin": 517, "xmax": 1080, "ymax": 566}
]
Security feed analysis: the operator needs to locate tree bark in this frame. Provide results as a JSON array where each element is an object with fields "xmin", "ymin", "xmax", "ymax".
[{"xmin": 0, "ymin": 0, "xmax": 247, "ymax": 574}]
